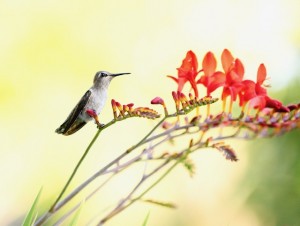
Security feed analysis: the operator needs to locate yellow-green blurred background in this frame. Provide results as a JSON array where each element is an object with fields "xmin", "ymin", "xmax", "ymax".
[{"xmin": 1, "ymin": 0, "xmax": 300, "ymax": 225}]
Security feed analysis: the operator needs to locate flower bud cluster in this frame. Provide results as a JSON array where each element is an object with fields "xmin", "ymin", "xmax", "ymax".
[{"xmin": 111, "ymin": 99, "xmax": 160, "ymax": 120}]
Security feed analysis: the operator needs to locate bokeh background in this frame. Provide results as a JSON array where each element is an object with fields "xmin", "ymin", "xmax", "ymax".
[{"xmin": 1, "ymin": 0, "xmax": 300, "ymax": 225}]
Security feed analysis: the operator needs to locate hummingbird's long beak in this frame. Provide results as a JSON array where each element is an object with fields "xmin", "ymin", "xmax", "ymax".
[{"xmin": 112, "ymin": 72, "xmax": 131, "ymax": 77}]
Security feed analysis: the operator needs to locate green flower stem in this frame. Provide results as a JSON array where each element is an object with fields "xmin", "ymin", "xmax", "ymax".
[
  {"xmin": 49, "ymin": 120, "xmax": 117, "ymax": 212},
  {"xmin": 54, "ymin": 117, "xmax": 167, "ymax": 211},
  {"xmin": 36, "ymin": 120, "xmax": 117, "ymax": 226},
  {"xmin": 49, "ymin": 130, "xmax": 101, "ymax": 212},
  {"xmin": 35, "ymin": 116, "xmax": 167, "ymax": 226}
]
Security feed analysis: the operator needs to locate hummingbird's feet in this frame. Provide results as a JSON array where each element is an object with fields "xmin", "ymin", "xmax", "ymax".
[
  {"xmin": 86, "ymin": 109, "xmax": 104, "ymax": 128},
  {"xmin": 96, "ymin": 122, "xmax": 105, "ymax": 129},
  {"xmin": 94, "ymin": 117, "xmax": 105, "ymax": 128}
]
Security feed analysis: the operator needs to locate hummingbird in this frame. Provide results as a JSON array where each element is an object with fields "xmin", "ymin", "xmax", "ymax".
[{"xmin": 55, "ymin": 71, "xmax": 130, "ymax": 135}]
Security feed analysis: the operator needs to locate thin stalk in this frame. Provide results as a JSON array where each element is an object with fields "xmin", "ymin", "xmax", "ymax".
[
  {"xmin": 50, "ymin": 120, "xmax": 117, "ymax": 211},
  {"xmin": 53, "ymin": 174, "xmax": 115, "ymax": 226},
  {"xmin": 229, "ymin": 98, "xmax": 233, "ymax": 114},
  {"xmin": 222, "ymin": 98, "xmax": 227, "ymax": 112},
  {"xmin": 35, "ymin": 117, "xmax": 167, "ymax": 225},
  {"xmin": 98, "ymin": 147, "xmax": 192, "ymax": 225},
  {"xmin": 35, "ymin": 120, "xmax": 116, "ymax": 226},
  {"xmin": 207, "ymin": 104, "xmax": 210, "ymax": 117},
  {"xmin": 49, "ymin": 130, "xmax": 101, "ymax": 212}
]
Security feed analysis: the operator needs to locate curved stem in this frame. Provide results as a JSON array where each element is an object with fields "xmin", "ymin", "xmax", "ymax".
[
  {"xmin": 35, "ymin": 120, "xmax": 117, "ymax": 226},
  {"xmin": 35, "ymin": 117, "xmax": 166, "ymax": 225},
  {"xmin": 49, "ymin": 130, "xmax": 102, "ymax": 212}
]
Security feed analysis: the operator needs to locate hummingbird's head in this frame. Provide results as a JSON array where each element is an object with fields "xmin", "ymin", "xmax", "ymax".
[{"xmin": 93, "ymin": 71, "xmax": 130, "ymax": 88}]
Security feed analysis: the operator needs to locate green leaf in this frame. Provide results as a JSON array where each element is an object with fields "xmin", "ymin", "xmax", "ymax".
[
  {"xmin": 69, "ymin": 200, "xmax": 85, "ymax": 226},
  {"xmin": 182, "ymin": 157, "xmax": 196, "ymax": 177},
  {"xmin": 22, "ymin": 187, "xmax": 43, "ymax": 226},
  {"xmin": 141, "ymin": 199, "xmax": 177, "ymax": 209},
  {"xmin": 141, "ymin": 211, "xmax": 150, "ymax": 226}
]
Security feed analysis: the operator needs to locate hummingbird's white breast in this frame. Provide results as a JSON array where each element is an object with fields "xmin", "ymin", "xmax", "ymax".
[{"xmin": 79, "ymin": 87, "xmax": 108, "ymax": 122}]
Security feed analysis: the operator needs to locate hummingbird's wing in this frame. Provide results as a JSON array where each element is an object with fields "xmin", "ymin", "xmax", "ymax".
[{"xmin": 55, "ymin": 90, "xmax": 92, "ymax": 135}]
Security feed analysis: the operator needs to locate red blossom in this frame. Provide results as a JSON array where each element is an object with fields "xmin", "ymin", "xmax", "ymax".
[
  {"xmin": 221, "ymin": 50, "xmax": 245, "ymax": 102},
  {"xmin": 127, "ymin": 103, "xmax": 134, "ymax": 109},
  {"xmin": 151, "ymin": 97, "xmax": 165, "ymax": 105},
  {"xmin": 221, "ymin": 49, "xmax": 234, "ymax": 73},
  {"xmin": 220, "ymin": 49, "xmax": 245, "ymax": 112},
  {"xmin": 197, "ymin": 51, "xmax": 225, "ymax": 96},
  {"xmin": 165, "ymin": 49, "xmax": 291, "ymax": 117},
  {"xmin": 248, "ymin": 96, "xmax": 267, "ymax": 110},
  {"xmin": 240, "ymin": 64, "xmax": 287, "ymax": 112},
  {"xmin": 239, "ymin": 64, "xmax": 268, "ymax": 110},
  {"xmin": 167, "ymin": 50, "xmax": 200, "ymax": 97}
]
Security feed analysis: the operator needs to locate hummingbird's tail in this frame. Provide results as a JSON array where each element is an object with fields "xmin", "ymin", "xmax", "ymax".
[{"xmin": 55, "ymin": 121, "xmax": 87, "ymax": 135}]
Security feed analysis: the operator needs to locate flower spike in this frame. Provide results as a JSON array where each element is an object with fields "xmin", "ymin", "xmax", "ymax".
[{"xmin": 111, "ymin": 99, "xmax": 160, "ymax": 120}]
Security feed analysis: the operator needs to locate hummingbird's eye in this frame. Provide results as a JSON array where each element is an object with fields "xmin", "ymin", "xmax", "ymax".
[{"xmin": 100, "ymin": 72, "xmax": 108, "ymax": 77}]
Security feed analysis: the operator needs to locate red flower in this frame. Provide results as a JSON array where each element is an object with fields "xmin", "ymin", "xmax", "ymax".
[
  {"xmin": 240, "ymin": 64, "xmax": 289, "ymax": 112},
  {"xmin": 197, "ymin": 51, "xmax": 225, "ymax": 96},
  {"xmin": 220, "ymin": 49, "xmax": 245, "ymax": 112},
  {"xmin": 167, "ymin": 50, "xmax": 200, "ymax": 97},
  {"xmin": 240, "ymin": 64, "xmax": 268, "ymax": 109},
  {"xmin": 247, "ymin": 96, "xmax": 267, "ymax": 110}
]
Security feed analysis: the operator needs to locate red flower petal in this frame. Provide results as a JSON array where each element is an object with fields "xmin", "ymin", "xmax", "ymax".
[
  {"xmin": 181, "ymin": 50, "xmax": 198, "ymax": 72},
  {"xmin": 221, "ymin": 87, "xmax": 231, "ymax": 101},
  {"xmin": 221, "ymin": 49, "xmax": 234, "ymax": 73},
  {"xmin": 257, "ymin": 64, "xmax": 267, "ymax": 85},
  {"xmin": 207, "ymin": 71, "xmax": 225, "ymax": 95},
  {"xmin": 190, "ymin": 79, "xmax": 199, "ymax": 97},
  {"xmin": 241, "ymin": 80, "xmax": 256, "ymax": 102},
  {"xmin": 248, "ymin": 96, "xmax": 267, "ymax": 110},
  {"xmin": 202, "ymin": 51, "xmax": 217, "ymax": 76},
  {"xmin": 197, "ymin": 75, "xmax": 208, "ymax": 85},
  {"xmin": 166, "ymin": 75, "xmax": 179, "ymax": 84},
  {"xmin": 233, "ymin": 58, "xmax": 244, "ymax": 79},
  {"xmin": 168, "ymin": 51, "xmax": 200, "ymax": 97},
  {"xmin": 229, "ymin": 86, "xmax": 240, "ymax": 101},
  {"xmin": 255, "ymin": 83, "xmax": 267, "ymax": 96}
]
